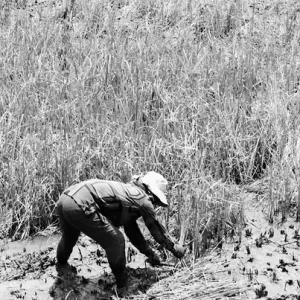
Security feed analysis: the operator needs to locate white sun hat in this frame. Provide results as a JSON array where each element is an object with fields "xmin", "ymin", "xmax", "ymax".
[{"xmin": 141, "ymin": 171, "xmax": 168, "ymax": 207}]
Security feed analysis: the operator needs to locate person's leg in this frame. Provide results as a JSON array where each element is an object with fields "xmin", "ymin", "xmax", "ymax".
[
  {"xmin": 89, "ymin": 217, "xmax": 127, "ymax": 288},
  {"xmin": 102, "ymin": 226, "xmax": 127, "ymax": 288},
  {"xmin": 64, "ymin": 207, "xmax": 127, "ymax": 287},
  {"xmin": 98, "ymin": 223, "xmax": 127, "ymax": 289},
  {"xmin": 56, "ymin": 194, "xmax": 81, "ymax": 264}
]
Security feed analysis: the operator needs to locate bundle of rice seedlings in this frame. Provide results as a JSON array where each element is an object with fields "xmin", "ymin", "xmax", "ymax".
[{"xmin": 146, "ymin": 255, "xmax": 249, "ymax": 300}]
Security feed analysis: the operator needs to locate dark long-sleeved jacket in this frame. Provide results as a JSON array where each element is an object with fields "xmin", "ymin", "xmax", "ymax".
[{"xmin": 64, "ymin": 179, "xmax": 175, "ymax": 257}]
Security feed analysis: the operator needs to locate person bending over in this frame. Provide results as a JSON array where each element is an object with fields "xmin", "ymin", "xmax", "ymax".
[{"xmin": 56, "ymin": 171, "xmax": 186, "ymax": 290}]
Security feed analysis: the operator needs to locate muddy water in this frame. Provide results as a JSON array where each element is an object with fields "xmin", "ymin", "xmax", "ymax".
[
  {"xmin": 0, "ymin": 233, "xmax": 160, "ymax": 300},
  {"xmin": 0, "ymin": 234, "xmax": 60, "ymax": 299},
  {"xmin": 0, "ymin": 234, "xmax": 61, "ymax": 255}
]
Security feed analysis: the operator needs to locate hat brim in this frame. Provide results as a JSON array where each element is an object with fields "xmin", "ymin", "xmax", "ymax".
[{"xmin": 148, "ymin": 185, "xmax": 168, "ymax": 207}]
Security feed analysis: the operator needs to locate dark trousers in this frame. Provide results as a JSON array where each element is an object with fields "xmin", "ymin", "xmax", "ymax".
[{"xmin": 56, "ymin": 194, "xmax": 126, "ymax": 281}]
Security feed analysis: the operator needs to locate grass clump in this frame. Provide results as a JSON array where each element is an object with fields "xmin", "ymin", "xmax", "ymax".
[{"xmin": 0, "ymin": 0, "xmax": 300, "ymax": 258}]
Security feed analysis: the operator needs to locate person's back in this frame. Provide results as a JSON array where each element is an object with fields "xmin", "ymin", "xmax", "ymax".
[{"xmin": 64, "ymin": 179, "xmax": 151, "ymax": 227}]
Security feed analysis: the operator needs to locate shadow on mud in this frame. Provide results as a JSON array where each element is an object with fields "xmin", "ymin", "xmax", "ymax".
[{"xmin": 49, "ymin": 264, "xmax": 165, "ymax": 299}]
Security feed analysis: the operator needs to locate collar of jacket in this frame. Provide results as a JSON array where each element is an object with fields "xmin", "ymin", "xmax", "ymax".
[{"xmin": 131, "ymin": 179, "xmax": 154, "ymax": 201}]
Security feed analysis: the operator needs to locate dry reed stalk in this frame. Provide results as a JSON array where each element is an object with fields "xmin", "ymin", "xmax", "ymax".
[
  {"xmin": 147, "ymin": 256, "xmax": 248, "ymax": 300},
  {"xmin": 297, "ymin": 184, "xmax": 300, "ymax": 222},
  {"xmin": 0, "ymin": 0, "xmax": 299, "ymax": 242}
]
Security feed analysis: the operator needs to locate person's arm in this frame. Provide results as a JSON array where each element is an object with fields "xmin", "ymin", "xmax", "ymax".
[
  {"xmin": 124, "ymin": 220, "xmax": 161, "ymax": 266},
  {"xmin": 123, "ymin": 220, "xmax": 153, "ymax": 257},
  {"xmin": 141, "ymin": 202, "xmax": 186, "ymax": 259}
]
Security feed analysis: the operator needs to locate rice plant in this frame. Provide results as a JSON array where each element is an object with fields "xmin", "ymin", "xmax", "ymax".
[{"xmin": 0, "ymin": 0, "xmax": 300, "ymax": 260}]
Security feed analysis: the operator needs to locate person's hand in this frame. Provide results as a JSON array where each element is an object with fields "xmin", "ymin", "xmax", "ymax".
[
  {"xmin": 173, "ymin": 244, "xmax": 187, "ymax": 259},
  {"xmin": 146, "ymin": 252, "xmax": 161, "ymax": 266}
]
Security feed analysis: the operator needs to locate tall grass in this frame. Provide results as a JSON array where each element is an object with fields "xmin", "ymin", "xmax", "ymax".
[{"xmin": 1, "ymin": 0, "xmax": 300, "ymax": 256}]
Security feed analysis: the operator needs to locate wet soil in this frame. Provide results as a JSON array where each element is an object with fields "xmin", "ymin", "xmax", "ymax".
[
  {"xmin": 0, "ymin": 232, "xmax": 168, "ymax": 300},
  {"xmin": 1, "ymin": 192, "xmax": 300, "ymax": 300},
  {"xmin": 220, "ymin": 192, "xmax": 300, "ymax": 300}
]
